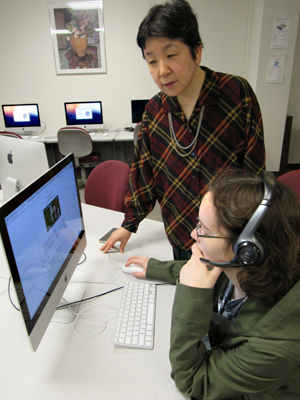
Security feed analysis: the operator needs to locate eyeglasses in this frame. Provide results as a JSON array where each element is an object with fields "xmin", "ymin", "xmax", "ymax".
[{"xmin": 195, "ymin": 219, "xmax": 231, "ymax": 240}]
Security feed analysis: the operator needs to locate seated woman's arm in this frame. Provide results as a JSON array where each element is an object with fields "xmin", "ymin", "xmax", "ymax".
[{"xmin": 124, "ymin": 255, "xmax": 185, "ymax": 283}]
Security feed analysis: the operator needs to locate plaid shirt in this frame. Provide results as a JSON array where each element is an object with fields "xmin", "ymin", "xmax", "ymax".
[{"xmin": 122, "ymin": 67, "xmax": 265, "ymax": 251}]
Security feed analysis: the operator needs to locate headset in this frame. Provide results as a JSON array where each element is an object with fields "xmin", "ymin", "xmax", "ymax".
[{"xmin": 199, "ymin": 170, "xmax": 277, "ymax": 268}]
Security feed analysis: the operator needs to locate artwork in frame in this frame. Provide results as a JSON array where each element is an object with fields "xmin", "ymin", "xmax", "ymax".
[{"xmin": 48, "ymin": 1, "xmax": 106, "ymax": 74}]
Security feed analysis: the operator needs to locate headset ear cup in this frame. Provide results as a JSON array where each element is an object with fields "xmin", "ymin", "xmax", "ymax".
[
  {"xmin": 234, "ymin": 235, "xmax": 269, "ymax": 266},
  {"xmin": 236, "ymin": 242, "xmax": 261, "ymax": 265}
]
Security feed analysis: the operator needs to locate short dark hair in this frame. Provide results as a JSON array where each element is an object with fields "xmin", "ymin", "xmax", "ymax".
[
  {"xmin": 136, "ymin": 0, "xmax": 203, "ymax": 60},
  {"xmin": 208, "ymin": 169, "xmax": 300, "ymax": 304}
]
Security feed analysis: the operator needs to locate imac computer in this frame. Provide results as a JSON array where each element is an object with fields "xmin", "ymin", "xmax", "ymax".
[
  {"xmin": 131, "ymin": 99, "xmax": 149, "ymax": 126},
  {"xmin": 0, "ymin": 154, "xmax": 86, "ymax": 351},
  {"xmin": 2, "ymin": 103, "xmax": 42, "ymax": 134},
  {"xmin": 0, "ymin": 135, "xmax": 49, "ymax": 204},
  {"xmin": 64, "ymin": 101, "xmax": 104, "ymax": 131}
]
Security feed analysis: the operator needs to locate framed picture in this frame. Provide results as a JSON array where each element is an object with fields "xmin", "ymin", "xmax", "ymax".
[{"xmin": 48, "ymin": 1, "xmax": 106, "ymax": 74}]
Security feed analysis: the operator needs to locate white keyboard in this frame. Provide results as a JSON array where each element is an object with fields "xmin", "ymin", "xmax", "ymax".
[
  {"xmin": 113, "ymin": 281, "xmax": 156, "ymax": 349},
  {"xmin": 86, "ymin": 128, "xmax": 104, "ymax": 133}
]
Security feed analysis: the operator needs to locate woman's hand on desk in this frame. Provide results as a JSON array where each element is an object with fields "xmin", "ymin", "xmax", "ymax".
[
  {"xmin": 100, "ymin": 227, "xmax": 131, "ymax": 253},
  {"xmin": 124, "ymin": 255, "xmax": 149, "ymax": 278}
]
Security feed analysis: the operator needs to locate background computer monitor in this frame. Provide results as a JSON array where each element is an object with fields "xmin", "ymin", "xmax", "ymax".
[
  {"xmin": 2, "ymin": 104, "xmax": 42, "ymax": 134},
  {"xmin": 0, "ymin": 136, "xmax": 49, "ymax": 204},
  {"xmin": 0, "ymin": 154, "xmax": 86, "ymax": 351},
  {"xmin": 64, "ymin": 101, "xmax": 104, "ymax": 130},
  {"xmin": 131, "ymin": 99, "xmax": 149, "ymax": 124}
]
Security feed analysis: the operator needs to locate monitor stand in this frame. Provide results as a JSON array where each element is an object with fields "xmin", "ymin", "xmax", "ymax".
[{"xmin": 51, "ymin": 286, "xmax": 85, "ymax": 324}]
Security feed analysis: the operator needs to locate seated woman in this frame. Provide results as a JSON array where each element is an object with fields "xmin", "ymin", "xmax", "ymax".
[{"xmin": 124, "ymin": 168, "xmax": 300, "ymax": 400}]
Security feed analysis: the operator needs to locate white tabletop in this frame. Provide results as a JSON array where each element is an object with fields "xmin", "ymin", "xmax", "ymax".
[
  {"xmin": 114, "ymin": 131, "xmax": 134, "ymax": 141},
  {"xmin": 21, "ymin": 131, "xmax": 123, "ymax": 143},
  {"xmin": 0, "ymin": 204, "xmax": 187, "ymax": 400}
]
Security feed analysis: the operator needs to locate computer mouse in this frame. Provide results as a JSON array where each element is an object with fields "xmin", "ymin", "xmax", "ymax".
[{"xmin": 122, "ymin": 263, "xmax": 144, "ymax": 275}]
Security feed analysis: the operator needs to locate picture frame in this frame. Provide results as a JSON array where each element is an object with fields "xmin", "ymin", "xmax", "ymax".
[{"xmin": 48, "ymin": 1, "xmax": 106, "ymax": 75}]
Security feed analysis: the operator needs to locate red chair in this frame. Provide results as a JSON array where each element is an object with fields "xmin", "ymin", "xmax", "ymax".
[
  {"xmin": 57, "ymin": 127, "xmax": 101, "ymax": 186},
  {"xmin": 84, "ymin": 160, "xmax": 131, "ymax": 212},
  {"xmin": 277, "ymin": 170, "xmax": 300, "ymax": 200},
  {"xmin": 0, "ymin": 131, "xmax": 23, "ymax": 139}
]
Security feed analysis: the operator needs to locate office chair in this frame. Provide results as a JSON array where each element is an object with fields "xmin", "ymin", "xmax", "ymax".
[
  {"xmin": 133, "ymin": 122, "xmax": 142, "ymax": 146},
  {"xmin": 0, "ymin": 131, "xmax": 23, "ymax": 139},
  {"xmin": 84, "ymin": 160, "xmax": 131, "ymax": 212},
  {"xmin": 277, "ymin": 170, "xmax": 300, "ymax": 200},
  {"xmin": 57, "ymin": 127, "xmax": 101, "ymax": 186}
]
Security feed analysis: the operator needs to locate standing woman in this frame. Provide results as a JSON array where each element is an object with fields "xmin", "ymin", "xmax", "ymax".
[{"xmin": 101, "ymin": 0, "xmax": 265, "ymax": 260}]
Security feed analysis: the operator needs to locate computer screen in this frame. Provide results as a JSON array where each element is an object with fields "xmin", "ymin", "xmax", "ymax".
[
  {"xmin": 64, "ymin": 101, "xmax": 104, "ymax": 130},
  {"xmin": 131, "ymin": 99, "xmax": 149, "ymax": 124},
  {"xmin": 0, "ymin": 154, "xmax": 86, "ymax": 351},
  {"xmin": 0, "ymin": 136, "xmax": 49, "ymax": 204},
  {"xmin": 2, "ymin": 104, "xmax": 42, "ymax": 134}
]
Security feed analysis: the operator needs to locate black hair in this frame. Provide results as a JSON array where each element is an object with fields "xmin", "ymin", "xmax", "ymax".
[{"xmin": 136, "ymin": 0, "xmax": 203, "ymax": 60}]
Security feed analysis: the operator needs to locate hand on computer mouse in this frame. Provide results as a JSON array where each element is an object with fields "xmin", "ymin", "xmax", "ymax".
[
  {"xmin": 123, "ymin": 255, "xmax": 149, "ymax": 278},
  {"xmin": 122, "ymin": 263, "xmax": 144, "ymax": 275}
]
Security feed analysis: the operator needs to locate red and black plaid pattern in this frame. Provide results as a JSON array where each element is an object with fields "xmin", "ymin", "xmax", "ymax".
[{"xmin": 122, "ymin": 67, "xmax": 265, "ymax": 251}]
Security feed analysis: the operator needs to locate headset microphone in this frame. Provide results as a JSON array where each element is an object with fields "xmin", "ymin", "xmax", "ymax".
[
  {"xmin": 199, "ymin": 257, "xmax": 245, "ymax": 268},
  {"xmin": 199, "ymin": 171, "xmax": 277, "ymax": 268}
]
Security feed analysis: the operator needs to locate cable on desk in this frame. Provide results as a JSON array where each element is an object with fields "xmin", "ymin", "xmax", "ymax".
[
  {"xmin": 57, "ymin": 289, "xmax": 121, "ymax": 338},
  {"xmin": 72, "ymin": 252, "xmax": 121, "ymax": 286},
  {"xmin": 8, "ymin": 277, "xmax": 20, "ymax": 311},
  {"xmin": 154, "ymin": 282, "xmax": 173, "ymax": 286},
  {"xmin": 77, "ymin": 252, "xmax": 87, "ymax": 265},
  {"xmin": 73, "ymin": 303, "xmax": 119, "ymax": 338},
  {"xmin": 68, "ymin": 282, "xmax": 173, "ymax": 338},
  {"xmin": 56, "ymin": 285, "xmax": 124, "ymax": 310},
  {"xmin": 8, "ymin": 273, "xmax": 123, "ymax": 313},
  {"xmin": 40, "ymin": 121, "xmax": 46, "ymax": 133}
]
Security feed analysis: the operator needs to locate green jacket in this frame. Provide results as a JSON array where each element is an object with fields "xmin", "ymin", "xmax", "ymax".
[{"xmin": 147, "ymin": 258, "xmax": 300, "ymax": 400}]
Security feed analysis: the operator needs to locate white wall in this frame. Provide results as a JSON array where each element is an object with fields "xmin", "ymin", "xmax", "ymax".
[
  {"xmin": 0, "ymin": 0, "xmax": 299, "ymax": 170},
  {"xmin": 248, "ymin": 0, "xmax": 299, "ymax": 171},
  {"xmin": 288, "ymin": 17, "xmax": 300, "ymax": 164}
]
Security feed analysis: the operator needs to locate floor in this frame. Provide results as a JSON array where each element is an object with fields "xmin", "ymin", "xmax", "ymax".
[{"xmin": 79, "ymin": 187, "xmax": 163, "ymax": 223}]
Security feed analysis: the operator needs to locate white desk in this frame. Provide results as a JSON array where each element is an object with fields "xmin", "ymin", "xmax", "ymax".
[
  {"xmin": 114, "ymin": 131, "xmax": 134, "ymax": 141},
  {"xmin": 19, "ymin": 131, "xmax": 119, "ymax": 166},
  {"xmin": 21, "ymin": 131, "xmax": 121, "ymax": 143},
  {"xmin": 20, "ymin": 131, "xmax": 131, "ymax": 166},
  {"xmin": 0, "ymin": 204, "xmax": 187, "ymax": 400}
]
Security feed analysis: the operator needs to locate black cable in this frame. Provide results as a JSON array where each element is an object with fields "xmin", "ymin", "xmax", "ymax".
[
  {"xmin": 8, "ymin": 276, "xmax": 123, "ymax": 312},
  {"xmin": 77, "ymin": 252, "xmax": 87, "ymax": 265},
  {"xmin": 8, "ymin": 276, "xmax": 171, "ymax": 313},
  {"xmin": 56, "ymin": 285, "xmax": 124, "ymax": 310},
  {"xmin": 154, "ymin": 282, "xmax": 173, "ymax": 286}
]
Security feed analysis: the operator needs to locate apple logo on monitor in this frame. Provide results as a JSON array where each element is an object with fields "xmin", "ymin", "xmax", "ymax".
[{"xmin": 7, "ymin": 151, "xmax": 13, "ymax": 164}]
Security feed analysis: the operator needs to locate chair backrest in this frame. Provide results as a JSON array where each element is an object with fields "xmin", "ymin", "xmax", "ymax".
[
  {"xmin": 84, "ymin": 160, "xmax": 131, "ymax": 212},
  {"xmin": 0, "ymin": 131, "xmax": 23, "ymax": 139},
  {"xmin": 57, "ymin": 127, "xmax": 93, "ymax": 158},
  {"xmin": 277, "ymin": 170, "xmax": 300, "ymax": 200},
  {"xmin": 133, "ymin": 122, "xmax": 142, "ymax": 146}
]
